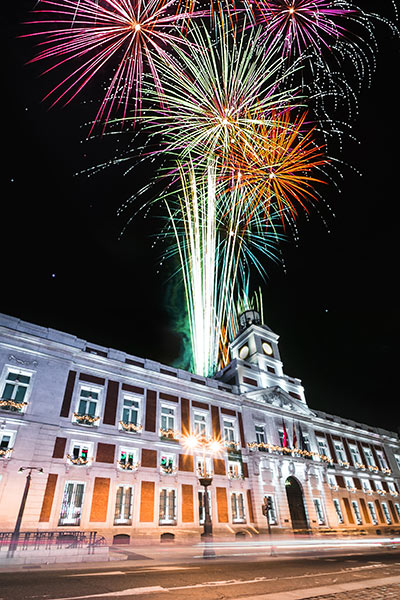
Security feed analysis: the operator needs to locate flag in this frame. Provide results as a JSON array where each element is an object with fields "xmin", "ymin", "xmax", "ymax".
[
  {"xmin": 282, "ymin": 420, "xmax": 289, "ymax": 448},
  {"xmin": 292, "ymin": 422, "xmax": 297, "ymax": 449}
]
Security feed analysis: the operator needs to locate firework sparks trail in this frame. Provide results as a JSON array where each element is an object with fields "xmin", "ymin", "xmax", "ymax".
[
  {"xmin": 140, "ymin": 19, "xmax": 302, "ymax": 165},
  {"xmin": 25, "ymin": 0, "xmax": 206, "ymax": 133},
  {"xmin": 222, "ymin": 109, "xmax": 329, "ymax": 229}
]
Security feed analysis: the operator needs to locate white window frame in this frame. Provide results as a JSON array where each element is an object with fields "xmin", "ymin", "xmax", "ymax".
[
  {"xmin": 196, "ymin": 455, "xmax": 213, "ymax": 477},
  {"xmin": 118, "ymin": 446, "xmax": 139, "ymax": 470},
  {"xmin": 192, "ymin": 410, "xmax": 209, "ymax": 437},
  {"xmin": 231, "ymin": 491, "xmax": 246, "ymax": 523},
  {"xmin": 160, "ymin": 452, "xmax": 177, "ymax": 474},
  {"xmin": 327, "ymin": 474, "xmax": 338, "ymax": 490},
  {"xmin": 58, "ymin": 481, "xmax": 86, "ymax": 526},
  {"xmin": 345, "ymin": 476, "xmax": 355, "ymax": 491},
  {"xmin": 160, "ymin": 404, "xmax": 177, "ymax": 433},
  {"xmin": 363, "ymin": 447, "xmax": 376, "ymax": 468},
  {"xmin": 334, "ymin": 441, "xmax": 347, "ymax": 464},
  {"xmin": 376, "ymin": 451, "xmax": 388, "ymax": 470},
  {"xmin": 159, "ymin": 487, "xmax": 177, "ymax": 524},
  {"xmin": 333, "ymin": 498, "xmax": 344, "ymax": 524},
  {"xmin": 227, "ymin": 459, "xmax": 243, "ymax": 479},
  {"xmin": 361, "ymin": 479, "xmax": 372, "ymax": 494},
  {"xmin": 367, "ymin": 501, "xmax": 378, "ymax": 524},
  {"xmin": 313, "ymin": 498, "xmax": 325, "ymax": 525},
  {"xmin": 349, "ymin": 444, "xmax": 362, "ymax": 465},
  {"xmin": 0, "ymin": 430, "xmax": 16, "ymax": 458},
  {"xmin": 394, "ymin": 503, "xmax": 400, "ymax": 521},
  {"xmin": 114, "ymin": 485, "xmax": 134, "ymax": 525},
  {"xmin": 394, "ymin": 455, "xmax": 400, "ymax": 471},
  {"xmin": 67, "ymin": 440, "xmax": 93, "ymax": 465},
  {"xmin": 120, "ymin": 394, "xmax": 141, "ymax": 429},
  {"xmin": 74, "ymin": 384, "xmax": 102, "ymax": 426},
  {"xmin": 381, "ymin": 502, "xmax": 392, "ymax": 524},
  {"xmin": 255, "ymin": 424, "xmax": 266, "ymax": 445},
  {"xmin": 317, "ymin": 438, "xmax": 330, "ymax": 460},
  {"xmin": 351, "ymin": 500, "xmax": 362, "ymax": 525},
  {"xmin": 0, "ymin": 365, "xmax": 34, "ymax": 411},
  {"xmin": 223, "ymin": 418, "xmax": 237, "ymax": 444}
]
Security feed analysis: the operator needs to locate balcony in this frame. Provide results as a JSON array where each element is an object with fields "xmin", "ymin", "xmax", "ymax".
[
  {"xmin": 117, "ymin": 459, "xmax": 139, "ymax": 471},
  {"xmin": 73, "ymin": 412, "xmax": 99, "ymax": 426},
  {"xmin": 0, "ymin": 399, "xmax": 27, "ymax": 413},
  {"xmin": 159, "ymin": 428, "xmax": 180, "ymax": 442},
  {"xmin": 0, "ymin": 447, "xmax": 13, "ymax": 459},
  {"xmin": 119, "ymin": 420, "xmax": 143, "ymax": 433},
  {"xmin": 66, "ymin": 454, "xmax": 90, "ymax": 466},
  {"xmin": 225, "ymin": 441, "xmax": 242, "ymax": 457}
]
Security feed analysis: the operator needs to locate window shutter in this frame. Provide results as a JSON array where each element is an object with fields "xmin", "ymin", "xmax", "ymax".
[
  {"xmin": 52, "ymin": 437, "xmax": 67, "ymax": 459},
  {"xmin": 96, "ymin": 443, "xmax": 115, "ymax": 464},
  {"xmin": 247, "ymin": 489, "xmax": 255, "ymax": 522},
  {"xmin": 142, "ymin": 449, "xmax": 157, "ymax": 468},
  {"xmin": 237, "ymin": 412, "xmax": 246, "ymax": 448},
  {"xmin": 145, "ymin": 390, "xmax": 157, "ymax": 432},
  {"xmin": 39, "ymin": 474, "xmax": 58, "ymax": 522},
  {"xmin": 179, "ymin": 454, "xmax": 193, "ymax": 472},
  {"xmin": 140, "ymin": 481, "xmax": 155, "ymax": 522},
  {"xmin": 89, "ymin": 477, "xmax": 110, "ymax": 522},
  {"xmin": 60, "ymin": 370, "xmax": 76, "ymax": 417},
  {"xmin": 211, "ymin": 405, "xmax": 221, "ymax": 439},
  {"xmin": 216, "ymin": 487, "xmax": 229, "ymax": 523},
  {"xmin": 213, "ymin": 458, "xmax": 226, "ymax": 476},
  {"xmin": 103, "ymin": 380, "xmax": 119, "ymax": 426},
  {"xmin": 181, "ymin": 398, "xmax": 190, "ymax": 436},
  {"xmin": 181, "ymin": 484, "xmax": 194, "ymax": 523}
]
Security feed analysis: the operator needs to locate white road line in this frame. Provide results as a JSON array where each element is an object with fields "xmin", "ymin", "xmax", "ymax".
[
  {"xmin": 63, "ymin": 566, "xmax": 200, "ymax": 578},
  {"xmin": 64, "ymin": 572, "xmax": 126, "ymax": 578}
]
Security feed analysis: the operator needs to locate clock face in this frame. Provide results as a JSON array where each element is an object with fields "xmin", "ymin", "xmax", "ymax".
[
  {"xmin": 262, "ymin": 341, "xmax": 273, "ymax": 356},
  {"xmin": 239, "ymin": 345, "xmax": 249, "ymax": 360}
]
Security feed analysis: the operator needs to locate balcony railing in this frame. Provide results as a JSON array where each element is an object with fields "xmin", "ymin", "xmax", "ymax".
[
  {"xmin": 160, "ymin": 463, "xmax": 177, "ymax": 475},
  {"xmin": 117, "ymin": 460, "xmax": 139, "ymax": 471},
  {"xmin": 0, "ymin": 399, "xmax": 27, "ymax": 412},
  {"xmin": 73, "ymin": 413, "xmax": 99, "ymax": 426},
  {"xmin": 66, "ymin": 454, "xmax": 90, "ymax": 466}
]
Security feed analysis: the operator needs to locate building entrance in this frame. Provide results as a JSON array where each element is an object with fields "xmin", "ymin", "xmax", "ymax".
[{"xmin": 285, "ymin": 476, "xmax": 309, "ymax": 533}]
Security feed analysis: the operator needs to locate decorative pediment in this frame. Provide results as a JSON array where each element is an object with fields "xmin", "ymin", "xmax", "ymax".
[{"xmin": 246, "ymin": 386, "xmax": 315, "ymax": 417}]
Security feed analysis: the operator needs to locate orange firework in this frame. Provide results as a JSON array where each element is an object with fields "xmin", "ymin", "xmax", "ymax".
[{"xmin": 225, "ymin": 109, "xmax": 328, "ymax": 229}]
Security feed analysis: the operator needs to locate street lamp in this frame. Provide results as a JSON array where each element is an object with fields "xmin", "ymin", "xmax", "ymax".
[
  {"xmin": 183, "ymin": 434, "xmax": 223, "ymax": 558},
  {"xmin": 7, "ymin": 466, "xmax": 44, "ymax": 558}
]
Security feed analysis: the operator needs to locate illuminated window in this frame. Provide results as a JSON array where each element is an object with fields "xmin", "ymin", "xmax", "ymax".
[
  {"xmin": 159, "ymin": 488, "xmax": 177, "ymax": 524},
  {"xmin": 58, "ymin": 482, "xmax": 85, "ymax": 526},
  {"xmin": 118, "ymin": 447, "xmax": 138, "ymax": 470},
  {"xmin": 255, "ymin": 424, "xmax": 266, "ymax": 445},
  {"xmin": 114, "ymin": 485, "xmax": 133, "ymax": 525},
  {"xmin": 223, "ymin": 419, "xmax": 236, "ymax": 443},
  {"xmin": 231, "ymin": 492, "xmax": 245, "ymax": 522},
  {"xmin": 160, "ymin": 453, "xmax": 176, "ymax": 474},
  {"xmin": 394, "ymin": 503, "xmax": 400, "ymax": 521},
  {"xmin": 381, "ymin": 502, "xmax": 392, "ymax": 524},
  {"xmin": 367, "ymin": 501, "xmax": 378, "ymax": 525},
  {"xmin": 0, "ymin": 431, "xmax": 15, "ymax": 458},
  {"xmin": 193, "ymin": 412, "xmax": 208, "ymax": 436},
  {"xmin": 334, "ymin": 441, "xmax": 347, "ymax": 463},
  {"xmin": 67, "ymin": 440, "xmax": 93, "ymax": 465},
  {"xmin": 121, "ymin": 396, "xmax": 140, "ymax": 426},
  {"xmin": 0, "ymin": 368, "xmax": 32, "ymax": 411},
  {"xmin": 376, "ymin": 451, "xmax": 388, "ymax": 470},
  {"xmin": 351, "ymin": 500, "xmax": 362, "ymax": 525},
  {"xmin": 227, "ymin": 460, "xmax": 242, "ymax": 479},
  {"xmin": 74, "ymin": 385, "xmax": 101, "ymax": 426},
  {"xmin": 349, "ymin": 444, "xmax": 362, "ymax": 465},
  {"xmin": 313, "ymin": 498, "xmax": 325, "ymax": 525},
  {"xmin": 333, "ymin": 499, "xmax": 344, "ymax": 524},
  {"xmin": 363, "ymin": 447, "xmax": 376, "ymax": 467},
  {"xmin": 317, "ymin": 438, "xmax": 330, "ymax": 459},
  {"xmin": 160, "ymin": 405, "xmax": 176, "ymax": 432}
]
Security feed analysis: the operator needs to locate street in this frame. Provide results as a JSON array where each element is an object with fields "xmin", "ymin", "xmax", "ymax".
[{"xmin": 0, "ymin": 541, "xmax": 400, "ymax": 600}]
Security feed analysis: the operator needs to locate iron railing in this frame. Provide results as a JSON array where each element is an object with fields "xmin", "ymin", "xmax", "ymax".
[{"xmin": 0, "ymin": 530, "xmax": 106, "ymax": 554}]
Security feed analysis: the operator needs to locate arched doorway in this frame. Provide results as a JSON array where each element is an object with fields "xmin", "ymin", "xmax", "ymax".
[{"xmin": 285, "ymin": 476, "xmax": 309, "ymax": 533}]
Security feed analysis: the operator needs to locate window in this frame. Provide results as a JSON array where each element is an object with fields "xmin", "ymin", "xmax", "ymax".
[
  {"xmin": 351, "ymin": 500, "xmax": 362, "ymax": 525},
  {"xmin": 394, "ymin": 455, "xmax": 400, "ymax": 471},
  {"xmin": 381, "ymin": 502, "xmax": 392, "ymax": 524},
  {"xmin": 327, "ymin": 474, "xmax": 338, "ymax": 490},
  {"xmin": 333, "ymin": 499, "xmax": 344, "ymax": 524},
  {"xmin": 196, "ymin": 456, "xmax": 212, "ymax": 477},
  {"xmin": 118, "ymin": 447, "xmax": 138, "ymax": 471},
  {"xmin": 363, "ymin": 447, "xmax": 376, "ymax": 468},
  {"xmin": 198, "ymin": 490, "xmax": 212, "ymax": 524},
  {"xmin": 0, "ymin": 432, "xmax": 14, "ymax": 458},
  {"xmin": 349, "ymin": 444, "xmax": 362, "ymax": 465},
  {"xmin": 58, "ymin": 482, "xmax": 85, "ymax": 525},
  {"xmin": 231, "ymin": 492, "xmax": 246, "ymax": 522},
  {"xmin": 223, "ymin": 419, "xmax": 236, "ymax": 443},
  {"xmin": 193, "ymin": 412, "xmax": 208, "ymax": 436},
  {"xmin": 0, "ymin": 368, "xmax": 32, "ymax": 411},
  {"xmin": 376, "ymin": 451, "xmax": 388, "ymax": 470},
  {"xmin": 74, "ymin": 386, "xmax": 101, "ymax": 425},
  {"xmin": 367, "ymin": 501, "xmax": 378, "ymax": 525},
  {"xmin": 388, "ymin": 482, "xmax": 398, "ymax": 496},
  {"xmin": 160, "ymin": 453, "xmax": 176, "ymax": 474},
  {"xmin": 255, "ymin": 424, "xmax": 266, "ymax": 445},
  {"xmin": 227, "ymin": 460, "xmax": 242, "ymax": 479},
  {"xmin": 345, "ymin": 477, "xmax": 355, "ymax": 492},
  {"xmin": 394, "ymin": 503, "xmax": 400, "ymax": 521},
  {"xmin": 334, "ymin": 442, "xmax": 347, "ymax": 464},
  {"xmin": 160, "ymin": 405, "xmax": 176, "ymax": 434},
  {"xmin": 361, "ymin": 479, "xmax": 372, "ymax": 494},
  {"xmin": 67, "ymin": 441, "xmax": 92, "ymax": 465},
  {"xmin": 313, "ymin": 498, "xmax": 325, "ymax": 525},
  {"xmin": 120, "ymin": 396, "xmax": 141, "ymax": 431},
  {"xmin": 317, "ymin": 438, "xmax": 330, "ymax": 460},
  {"xmin": 159, "ymin": 488, "xmax": 177, "ymax": 524},
  {"xmin": 114, "ymin": 485, "xmax": 133, "ymax": 525}
]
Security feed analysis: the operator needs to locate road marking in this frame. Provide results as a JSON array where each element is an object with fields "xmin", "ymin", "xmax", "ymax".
[
  {"xmin": 65, "ymin": 572, "xmax": 126, "ymax": 578},
  {"xmin": 49, "ymin": 587, "xmax": 166, "ymax": 599},
  {"xmin": 63, "ymin": 566, "xmax": 199, "ymax": 578}
]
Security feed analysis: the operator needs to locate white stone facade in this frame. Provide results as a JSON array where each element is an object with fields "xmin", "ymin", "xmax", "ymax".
[{"xmin": 0, "ymin": 311, "xmax": 399, "ymax": 544}]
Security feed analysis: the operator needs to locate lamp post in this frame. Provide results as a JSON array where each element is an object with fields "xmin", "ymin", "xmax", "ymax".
[
  {"xmin": 183, "ymin": 434, "xmax": 222, "ymax": 558},
  {"xmin": 7, "ymin": 466, "xmax": 43, "ymax": 558}
]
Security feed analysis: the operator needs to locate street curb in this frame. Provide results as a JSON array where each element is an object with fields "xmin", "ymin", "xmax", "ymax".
[{"xmin": 232, "ymin": 575, "xmax": 400, "ymax": 600}]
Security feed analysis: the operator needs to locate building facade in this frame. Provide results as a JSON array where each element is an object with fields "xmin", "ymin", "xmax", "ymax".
[{"xmin": 0, "ymin": 311, "xmax": 399, "ymax": 543}]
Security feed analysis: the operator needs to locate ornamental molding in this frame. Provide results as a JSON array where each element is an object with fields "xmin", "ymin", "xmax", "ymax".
[
  {"xmin": 247, "ymin": 386, "xmax": 315, "ymax": 417},
  {"xmin": 8, "ymin": 354, "xmax": 38, "ymax": 368}
]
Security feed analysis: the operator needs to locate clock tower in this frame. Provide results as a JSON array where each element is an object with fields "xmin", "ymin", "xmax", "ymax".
[{"xmin": 214, "ymin": 309, "xmax": 306, "ymax": 404}]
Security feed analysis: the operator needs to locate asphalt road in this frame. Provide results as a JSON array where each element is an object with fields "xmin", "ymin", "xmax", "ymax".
[{"xmin": 1, "ymin": 547, "xmax": 400, "ymax": 600}]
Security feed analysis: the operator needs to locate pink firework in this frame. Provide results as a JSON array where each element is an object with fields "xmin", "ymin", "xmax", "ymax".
[
  {"xmin": 251, "ymin": 0, "xmax": 356, "ymax": 56},
  {"xmin": 26, "ymin": 0, "xmax": 203, "ymax": 133}
]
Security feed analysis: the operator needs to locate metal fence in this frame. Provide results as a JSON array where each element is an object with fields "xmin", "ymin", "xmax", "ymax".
[{"xmin": 0, "ymin": 530, "xmax": 106, "ymax": 554}]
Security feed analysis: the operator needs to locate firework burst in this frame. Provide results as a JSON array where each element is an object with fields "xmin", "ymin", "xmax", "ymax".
[{"xmin": 26, "ymin": 0, "xmax": 204, "ymax": 133}]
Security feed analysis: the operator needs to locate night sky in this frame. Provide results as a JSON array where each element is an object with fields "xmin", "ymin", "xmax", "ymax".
[{"xmin": 3, "ymin": 2, "xmax": 399, "ymax": 433}]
